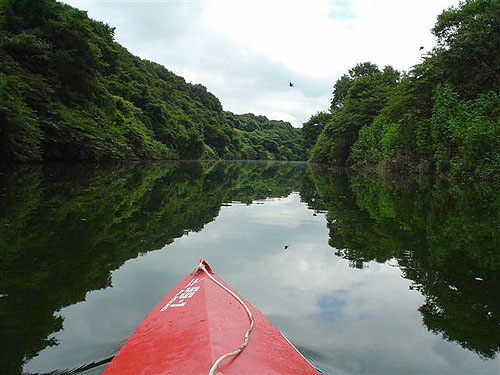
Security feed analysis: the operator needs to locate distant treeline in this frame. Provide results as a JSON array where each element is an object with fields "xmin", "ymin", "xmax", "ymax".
[
  {"xmin": 0, "ymin": 0, "xmax": 305, "ymax": 162},
  {"xmin": 303, "ymin": 0, "xmax": 500, "ymax": 182}
]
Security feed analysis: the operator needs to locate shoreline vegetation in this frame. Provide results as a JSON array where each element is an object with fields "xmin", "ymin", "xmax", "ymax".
[
  {"xmin": 0, "ymin": 0, "xmax": 305, "ymax": 163},
  {"xmin": 1, "ymin": 0, "xmax": 499, "ymax": 186},
  {"xmin": 303, "ymin": 0, "xmax": 499, "ymax": 183}
]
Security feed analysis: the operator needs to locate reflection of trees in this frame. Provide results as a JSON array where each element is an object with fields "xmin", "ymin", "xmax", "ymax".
[
  {"xmin": 307, "ymin": 166, "xmax": 420, "ymax": 265},
  {"xmin": 0, "ymin": 161, "xmax": 310, "ymax": 374},
  {"xmin": 307, "ymin": 166, "xmax": 500, "ymax": 359},
  {"xmin": 2, "ymin": 161, "xmax": 498, "ymax": 372}
]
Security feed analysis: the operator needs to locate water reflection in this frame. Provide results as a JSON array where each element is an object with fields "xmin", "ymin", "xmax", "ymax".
[
  {"xmin": 0, "ymin": 161, "xmax": 498, "ymax": 374},
  {"xmin": 309, "ymin": 167, "xmax": 500, "ymax": 361},
  {"xmin": 0, "ymin": 161, "xmax": 309, "ymax": 374}
]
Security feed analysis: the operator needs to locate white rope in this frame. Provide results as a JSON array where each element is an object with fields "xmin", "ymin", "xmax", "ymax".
[{"xmin": 192, "ymin": 261, "xmax": 255, "ymax": 375}]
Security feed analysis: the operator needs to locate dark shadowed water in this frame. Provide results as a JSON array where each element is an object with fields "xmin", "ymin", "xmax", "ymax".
[{"xmin": 1, "ymin": 161, "xmax": 499, "ymax": 374}]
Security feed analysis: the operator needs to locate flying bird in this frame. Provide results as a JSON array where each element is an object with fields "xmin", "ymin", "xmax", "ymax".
[
  {"xmin": 419, "ymin": 46, "xmax": 424, "ymax": 50},
  {"xmin": 289, "ymin": 82, "xmax": 294, "ymax": 87}
]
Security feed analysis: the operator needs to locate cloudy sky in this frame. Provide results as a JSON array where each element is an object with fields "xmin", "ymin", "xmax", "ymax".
[{"xmin": 64, "ymin": 0, "xmax": 458, "ymax": 126}]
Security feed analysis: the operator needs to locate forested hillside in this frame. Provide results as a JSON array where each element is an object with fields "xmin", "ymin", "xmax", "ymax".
[
  {"xmin": 0, "ymin": 0, "xmax": 304, "ymax": 162},
  {"xmin": 305, "ymin": 0, "xmax": 499, "ymax": 182}
]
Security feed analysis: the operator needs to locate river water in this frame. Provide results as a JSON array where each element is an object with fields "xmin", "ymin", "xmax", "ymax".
[{"xmin": 1, "ymin": 161, "xmax": 498, "ymax": 374}]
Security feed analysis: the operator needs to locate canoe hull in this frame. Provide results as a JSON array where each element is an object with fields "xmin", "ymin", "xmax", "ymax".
[{"xmin": 104, "ymin": 260, "xmax": 320, "ymax": 374}]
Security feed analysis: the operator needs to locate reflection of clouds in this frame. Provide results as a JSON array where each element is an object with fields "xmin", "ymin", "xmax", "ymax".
[
  {"xmin": 24, "ymin": 193, "xmax": 499, "ymax": 375},
  {"xmin": 227, "ymin": 194, "xmax": 307, "ymax": 228}
]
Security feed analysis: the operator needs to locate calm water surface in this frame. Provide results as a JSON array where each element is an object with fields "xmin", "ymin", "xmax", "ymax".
[{"xmin": 0, "ymin": 161, "xmax": 498, "ymax": 374}]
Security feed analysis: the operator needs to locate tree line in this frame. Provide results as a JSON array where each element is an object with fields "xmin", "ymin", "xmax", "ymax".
[
  {"xmin": 303, "ymin": 0, "xmax": 500, "ymax": 183},
  {"xmin": 0, "ymin": 0, "xmax": 305, "ymax": 162}
]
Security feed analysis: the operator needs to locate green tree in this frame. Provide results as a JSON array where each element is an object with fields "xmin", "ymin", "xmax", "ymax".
[
  {"xmin": 432, "ymin": 0, "xmax": 500, "ymax": 97},
  {"xmin": 311, "ymin": 64, "xmax": 400, "ymax": 165},
  {"xmin": 302, "ymin": 111, "xmax": 331, "ymax": 154},
  {"xmin": 0, "ymin": 0, "xmax": 306, "ymax": 163},
  {"xmin": 329, "ymin": 62, "xmax": 380, "ymax": 113},
  {"xmin": 308, "ymin": 1, "xmax": 500, "ymax": 183}
]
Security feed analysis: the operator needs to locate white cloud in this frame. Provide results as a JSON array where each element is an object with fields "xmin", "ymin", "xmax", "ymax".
[{"xmin": 65, "ymin": 0, "xmax": 459, "ymax": 126}]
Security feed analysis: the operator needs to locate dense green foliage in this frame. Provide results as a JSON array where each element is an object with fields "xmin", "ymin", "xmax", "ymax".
[
  {"xmin": 309, "ymin": 63, "xmax": 400, "ymax": 165},
  {"xmin": 0, "ymin": 0, "xmax": 304, "ymax": 162},
  {"xmin": 307, "ymin": 0, "xmax": 500, "ymax": 182},
  {"xmin": 224, "ymin": 112, "xmax": 305, "ymax": 160},
  {"xmin": 301, "ymin": 111, "xmax": 330, "ymax": 157}
]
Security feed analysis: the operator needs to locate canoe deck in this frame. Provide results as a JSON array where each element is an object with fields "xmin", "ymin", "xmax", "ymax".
[{"xmin": 104, "ymin": 260, "xmax": 320, "ymax": 374}]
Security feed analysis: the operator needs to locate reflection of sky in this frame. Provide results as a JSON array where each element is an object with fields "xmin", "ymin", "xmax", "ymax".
[
  {"xmin": 24, "ymin": 193, "xmax": 499, "ymax": 374},
  {"xmin": 328, "ymin": 1, "xmax": 355, "ymax": 21},
  {"xmin": 318, "ymin": 291, "xmax": 347, "ymax": 319}
]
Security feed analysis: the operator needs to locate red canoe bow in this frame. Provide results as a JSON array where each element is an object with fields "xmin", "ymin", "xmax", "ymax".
[{"xmin": 104, "ymin": 260, "xmax": 320, "ymax": 375}]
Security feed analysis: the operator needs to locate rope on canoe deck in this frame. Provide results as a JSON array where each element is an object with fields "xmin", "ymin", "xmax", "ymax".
[{"xmin": 192, "ymin": 261, "xmax": 255, "ymax": 375}]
